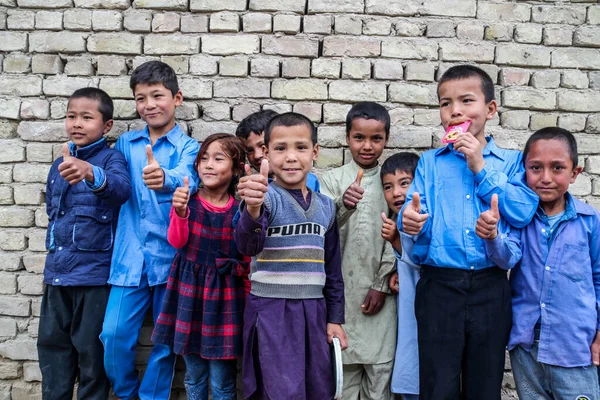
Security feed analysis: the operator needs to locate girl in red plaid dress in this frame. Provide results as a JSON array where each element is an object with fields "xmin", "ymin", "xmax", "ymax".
[{"xmin": 152, "ymin": 133, "xmax": 249, "ymax": 400}]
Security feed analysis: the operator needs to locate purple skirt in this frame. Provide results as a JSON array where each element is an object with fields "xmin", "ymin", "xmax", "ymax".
[{"xmin": 242, "ymin": 294, "xmax": 334, "ymax": 400}]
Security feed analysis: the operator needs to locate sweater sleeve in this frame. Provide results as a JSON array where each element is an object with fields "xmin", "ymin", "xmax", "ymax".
[
  {"xmin": 323, "ymin": 218, "xmax": 345, "ymax": 324},
  {"xmin": 167, "ymin": 206, "xmax": 190, "ymax": 249}
]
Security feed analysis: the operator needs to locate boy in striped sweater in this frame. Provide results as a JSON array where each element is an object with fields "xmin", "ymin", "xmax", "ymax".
[{"xmin": 235, "ymin": 112, "xmax": 347, "ymax": 400}]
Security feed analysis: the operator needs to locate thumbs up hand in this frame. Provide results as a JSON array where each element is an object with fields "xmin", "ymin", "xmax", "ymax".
[
  {"xmin": 58, "ymin": 142, "xmax": 94, "ymax": 185},
  {"xmin": 342, "ymin": 169, "xmax": 365, "ymax": 209},
  {"xmin": 173, "ymin": 176, "xmax": 190, "ymax": 218},
  {"xmin": 381, "ymin": 212, "xmax": 401, "ymax": 252},
  {"xmin": 401, "ymin": 193, "xmax": 429, "ymax": 235},
  {"xmin": 244, "ymin": 159, "xmax": 269, "ymax": 220},
  {"xmin": 237, "ymin": 164, "xmax": 254, "ymax": 200},
  {"xmin": 143, "ymin": 144, "xmax": 165, "ymax": 190},
  {"xmin": 476, "ymin": 194, "xmax": 500, "ymax": 240}
]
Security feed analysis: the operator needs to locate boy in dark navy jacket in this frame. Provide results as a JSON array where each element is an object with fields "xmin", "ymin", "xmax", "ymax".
[{"xmin": 37, "ymin": 87, "xmax": 131, "ymax": 400}]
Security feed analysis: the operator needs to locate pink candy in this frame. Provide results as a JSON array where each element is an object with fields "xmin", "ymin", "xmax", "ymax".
[{"xmin": 442, "ymin": 120, "xmax": 471, "ymax": 144}]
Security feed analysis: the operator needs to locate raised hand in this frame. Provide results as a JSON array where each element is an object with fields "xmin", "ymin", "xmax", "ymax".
[
  {"xmin": 237, "ymin": 164, "xmax": 253, "ymax": 200},
  {"xmin": 172, "ymin": 176, "xmax": 190, "ymax": 218},
  {"xmin": 381, "ymin": 212, "xmax": 401, "ymax": 252},
  {"xmin": 453, "ymin": 132, "xmax": 485, "ymax": 174},
  {"xmin": 244, "ymin": 159, "xmax": 269, "ymax": 220},
  {"xmin": 343, "ymin": 169, "xmax": 365, "ymax": 209},
  {"xmin": 143, "ymin": 144, "xmax": 165, "ymax": 190},
  {"xmin": 58, "ymin": 142, "xmax": 93, "ymax": 185},
  {"xmin": 476, "ymin": 194, "xmax": 499, "ymax": 240},
  {"xmin": 402, "ymin": 193, "xmax": 429, "ymax": 235}
]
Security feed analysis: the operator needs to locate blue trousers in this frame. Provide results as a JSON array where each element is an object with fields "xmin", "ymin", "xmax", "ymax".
[
  {"xmin": 183, "ymin": 354, "xmax": 237, "ymax": 400},
  {"xmin": 100, "ymin": 277, "xmax": 176, "ymax": 400}
]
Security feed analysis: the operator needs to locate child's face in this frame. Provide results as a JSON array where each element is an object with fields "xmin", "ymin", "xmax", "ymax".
[
  {"xmin": 525, "ymin": 139, "xmax": 582, "ymax": 214},
  {"xmin": 242, "ymin": 131, "xmax": 266, "ymax": 172},
  {"xmin": 66, "ymin": 97, "xmax": 112, "ymax": 149},
  {"xmin": 382, "ymin": 170, "xmax": 414, "ymax": 215},
  {"xmin": 438, "ymin": 76, "xmax": 497, "ymax": 141},
  {"xmin": 134, "ymin": 83, "xmax": 182, "ymax": 135},
  {"xmin": 264, "ymin": 125, "xmax": 318, "ymax": 191},
  {"xmin": 346, "ymin": 118, "xmax": 388, "ymax": 169},
  {"xmin": 198, "ymin": 140, "xmax": 234, "ymax": 192}
]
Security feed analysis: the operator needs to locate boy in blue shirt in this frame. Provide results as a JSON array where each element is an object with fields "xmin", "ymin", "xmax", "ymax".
[
  {"xmin": 38, "ymin": 87, "xmax": 131, "ymax": 400},
  {"xmin": 477, "ymin": 127, "xmax": 600, "ymax": 399},
  {"xmin": 379, "ymin": 152, "xmax": 421, "ymax": 400},
  {"xmin": 100, "ymin": 61, "xmax": 199, "ymax": 400},
  {"xmin": 400, "ymin": 65, "xmax": 538, "ymax": 399}
]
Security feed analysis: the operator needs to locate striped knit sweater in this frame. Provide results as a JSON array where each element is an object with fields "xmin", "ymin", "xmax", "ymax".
[{"xmin": 249, "ymin": 183, "xmax": 336, "ymax": 299}]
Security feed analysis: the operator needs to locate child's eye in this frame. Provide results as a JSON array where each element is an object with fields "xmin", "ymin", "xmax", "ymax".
[
  {"xmin": 383, "ymin": 185, "xmax": 392, "ymax": 191},
  {"xmin": 463, "ymin": 98, "xmax": 473, "ymax": 103},
  {"xmin": 401, "ymin": 182, "xmax": 411, "ymax": 187},
  {"xmin": 440, "ymin": 101, "xmax": 450, "ymax": 107},
  {"xmin": 274, "ymin": 146, "xmax": 284, "ymax": 151}
]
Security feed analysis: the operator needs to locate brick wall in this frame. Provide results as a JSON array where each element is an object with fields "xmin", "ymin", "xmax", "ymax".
[{"xmin": 0, "ymin": 0, "xmax": 599, "ymax": 398}]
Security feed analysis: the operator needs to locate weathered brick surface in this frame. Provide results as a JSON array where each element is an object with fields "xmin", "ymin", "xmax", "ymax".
[{"xmin": 1, "ymin": 1, "xmax": 600, "ymax": 396}]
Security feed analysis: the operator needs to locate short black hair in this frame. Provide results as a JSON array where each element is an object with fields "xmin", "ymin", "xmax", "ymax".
[
  {"xmin": 346, "ymin": 102, "xmax": 391, "ymax": 139},
  {"xmin": 130, "ymin": 61, "xmax": 179, "ymax": 96},
  {"xmin": 235, "ymin": 110, "xmax": 279, "ymax": 140},
  {"xmin": 438, "ymin": 65, "xmax": 495, "ymax": 103},
  {"xmin": 523, "ymin": 127, "xmax": 578, "ymax": 168},
  {"xmin": 264, "ymin": 112, "xmax": 317, "ymax": 146},
  {"xmin": 68, "ymin": 87, "xmax": 113, "ymax": 123},
  {"xmin": 380, "ymin": 152, "xmax": 420, "ymax": 180}
]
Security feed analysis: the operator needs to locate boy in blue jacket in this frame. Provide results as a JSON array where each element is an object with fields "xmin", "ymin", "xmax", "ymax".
[{"xmin": 38, "ymin": 87, "xmax": 131, "ymax": 400}]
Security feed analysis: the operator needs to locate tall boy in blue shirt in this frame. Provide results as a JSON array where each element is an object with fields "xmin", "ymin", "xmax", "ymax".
[
  {"xmin": 38, "ymin": 87, "xmax": 131, "ymax": 400},
  {"xmin": 400, "ymin": 65, "xmax": 538, "ymax": 399},
  {"xmin": 477, "ymin": 127, "xmax": 600, "ymax": 399},
  {"xmin": 100, "ymin": 61, "xmax": 199, "ymax": 400}
]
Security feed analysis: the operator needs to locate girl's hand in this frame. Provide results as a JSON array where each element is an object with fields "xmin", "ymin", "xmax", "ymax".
[
  {"xmin": 244, "ymin": 159, "xmax": 269, "ymax": 220},
  {"xmin": 172, "ymin": 176, "xmax": 190, "ymax": 218},
  {"xmin": 327, "ymin": 323, "xmax": 348, "ymax": 350},
  {"xmin": 388, "ymin": 272, "xmax": 399, "ymax": 294}
]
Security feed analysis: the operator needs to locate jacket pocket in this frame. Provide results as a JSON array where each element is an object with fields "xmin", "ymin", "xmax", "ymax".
[
  {"xmin": 73, "ymin": 206, "xmax": 114, "ymax": 251},
  {"xmin": 46, "ymin": 208, "xmax": 57, "ymax": 251},
  {"xmin": 558, "ymin": 244, "xmax": 590, "ymax": 282}
]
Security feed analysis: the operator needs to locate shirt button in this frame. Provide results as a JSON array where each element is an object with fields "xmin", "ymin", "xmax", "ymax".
[
  {"xmin": 466, "ymin": 195, "xmax": 470, "ymax": 199},
  {"xmin": 58, "ymin": 246, "xmax": 63, "ymax": 251},
  {"xmin": 545, "ymin": 266, "xmax": 550, "ymax": 271},
  {"xmin": 541, "ymin": 303, "xmax": 546, "ymax": 308},
  {"xmin": 465, "ymin": 229, "xmax": 470, "ymax": 234},
  {"xmin": 541, "ymin": 228, "xmax": 546, "ymax": 233},
  {"xmin": 54, "ymin": 278, "xmax": 59, "ymax": 283},
  {"xmin": 254, "ymin": 228, "xmax": 261, "ymax": 233},
  {"xmin": 470, "ymin": 266, "xmax": 475, "ymax": 270},
  {"xmin": 59, "ymin": 211, "xmax": 65, "ymax": 216}
]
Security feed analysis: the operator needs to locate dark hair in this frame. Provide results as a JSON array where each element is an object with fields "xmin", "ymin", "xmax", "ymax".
[
  {"xmin": 68, "ymin": 87, "xmax": 114, "ymax": 123},
  {"xmin": 235, "ymin": 110, "xmax": 279, "ymax": 140},
  {"xmin": 438, "ymin": 65, "xmax": 495, "ymax": 104},
  {"xmin": 264, "ymin": 112, "xmax": 317, "ymax": 146},
  {"xmin": 380, "ymin": 152, "xmax": 420, "ymax": 180},
  {"xmin": 193, "ymin": 133, "xmax": 246, "ymax": 197},
  {"xmin": 523, "ymin": 127, "xmax": 578, "ymax": 168},
  {"xmin": 130, "ymin": 61, "xmax": 179, "ymax": 96},
  {"xmin": 345, "ymin": 102, "xmax": 391, "ymax": 139}
]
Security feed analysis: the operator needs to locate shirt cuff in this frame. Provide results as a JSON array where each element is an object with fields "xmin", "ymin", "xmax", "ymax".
[
  {"xmin": 326, "ymin": 305, "xmax": 345, "ymax": 325},
  {"xmin": 474, "ymin": 163, "xmax": 489, "ymax": 184},
  {"xmin": 85, "ymin": 166, "xmax": 106, "ymax": 192}
]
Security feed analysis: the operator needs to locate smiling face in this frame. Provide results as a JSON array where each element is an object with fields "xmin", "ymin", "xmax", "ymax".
[
  {"xmin": 525, "ymin": 138, "xmax": 582, "ymax": 215},
  {"xmin": 242, "ymin": 131, "xmax": 266, "ymax": 172},
  {"xmin": 66, "ymin": 97, "xmax": 113, "ymax": 149},
  {"xmin": 382, "ymin": 170, "xmax": 414, "ymax": 215},
  {"xmin": 198, "ymin": 140, "xmax": 234, "ymax": 192},
  {"xmin": 346, "ymin": 118, "xmax": 388, "ymax": 169},
  {"xmin": 264, "ymin": 124, "xmax": 318, "ymax": 191},
  {"xmin": 438, "ymin": 76, "xmax": 497, "ymax": 144},
  {"xmin": 134, "ymin": 82, "xmax": 182, "ymax": 137}
]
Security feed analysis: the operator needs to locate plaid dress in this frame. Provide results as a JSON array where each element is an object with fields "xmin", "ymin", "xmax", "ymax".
[{"xmin": 152, "ymin": 195, "xmax": 249, "ymax": 359}]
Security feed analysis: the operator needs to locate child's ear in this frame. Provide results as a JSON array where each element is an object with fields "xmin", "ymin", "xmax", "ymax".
[
  {"xmin": 103, "ymin": 119, "xmax": 114, "ymax": 134},
  {"xmin": 174, "ymin": 90, "xmax": 183, "ymax": 107},
  {"xmin": 345, "ymin": 134, "xmax": 350, "ymax": 146},
  {"xmin": 570, "ymin": 165, "xmax": 583, "ymax": 183},
  {"xmin": 312, "ymin": 143, "xmax": 319, "ymax": 161},
  {"xmin": 262, "ymin": 144, "xmax": 269, "ymax": 160},
  {"xmin": 486, "ymin": 100, "xmax": 498, "ymax": 121}
]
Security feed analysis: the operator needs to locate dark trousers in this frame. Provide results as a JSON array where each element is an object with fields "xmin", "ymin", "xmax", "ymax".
[
  {"xmin": 415, "ymin": 266, "xmax": 512, "ymax": 400},
  {"xmin": 38, "ymin": 285, "xmax": 111, "ymax": 400}
]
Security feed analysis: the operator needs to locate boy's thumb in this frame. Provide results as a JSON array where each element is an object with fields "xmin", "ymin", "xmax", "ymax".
[
  {"xmin": 183, "ymin": 176, "xmax": 189, "ymax": 190},
  {"xmin": 259, "ymin": 159, "xmax": 269, "ymax": 179},
  {"xmin": 62, "ymin": 143, "xmax": 71, "ymax": 160},
  {"xmin": 146, "ymin": 144, "xmax": 155, "ymax": 165},
  {"xmin": 381, "ymin": 212, "xmax": 389, "ymax": 223},
  {"xmin": 244, "ymin": 164, "xmax": 252, "ymax": 176},
  {"xmin": 490, "ymin": 194, "xmax": 499, "ymax": 217},
  {"xmin": 411, "ymin": 193, "xmax": 421, "ymax": 213},
  {"xmin": 355, "ymin": 169, "xmax": 364, "ymax": 186}
]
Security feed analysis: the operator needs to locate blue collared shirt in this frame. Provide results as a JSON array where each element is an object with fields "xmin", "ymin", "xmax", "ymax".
[
  {"xmin": 109, "ymin": 124, "xmax": 199, "ymax": 287},
  {"xmin": 399, "ymin": 137, "xmax": 538, "ymax": 270},
  {"xmin": 485, "ymin": 194, "xmax": 600, "ymax": 367}
]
